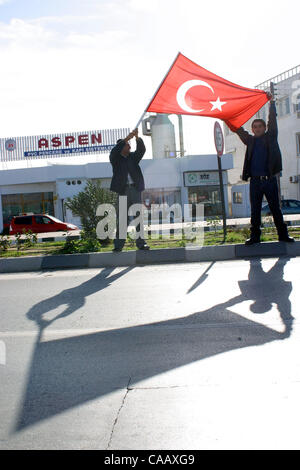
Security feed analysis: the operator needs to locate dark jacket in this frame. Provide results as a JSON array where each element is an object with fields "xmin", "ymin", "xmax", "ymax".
[
  {"xmin": 234, "ymin": 102, "xmax": 282, "ymax": 181},
  {"xmin": 109, "ymin": 138, "xmax": 146, "ymax": 195}
]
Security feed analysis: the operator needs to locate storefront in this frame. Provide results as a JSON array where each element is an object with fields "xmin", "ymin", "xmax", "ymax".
[
  {"xmin": 2, "ymin": 192, "xmax": 54, "ymax": 225},
  {"xmin": 0, "ymin": 153, "xmax": 233, "ymax": 233},
  {"xmin": 183, "ymin": 170, "xmax": 228, "ymax": 218}
]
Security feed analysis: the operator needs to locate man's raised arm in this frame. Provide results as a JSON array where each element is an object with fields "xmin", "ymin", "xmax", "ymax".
[
  {"xmin": 109, "ymin": 130, "xmax": 136, "ymax": 164},
  {"xmin": 224, "ymin": 121, "xmax": 251, "ymax": 146},
  {"xmin": 132, "ymin": 129, "xmax": 146, "ymax": 162},
  {"xmin": 267, "ymin": 98, "xmax": 278, "ymax": 138}
]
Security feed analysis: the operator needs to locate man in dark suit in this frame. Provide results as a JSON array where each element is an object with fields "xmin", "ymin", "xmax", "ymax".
[
  {"xmin": 109, "ymin": 128, "xmax": 150, "ymax": 252},
  {"xmin": 226, "ymin": 93, "xmax": 294, "ymax": 245}
]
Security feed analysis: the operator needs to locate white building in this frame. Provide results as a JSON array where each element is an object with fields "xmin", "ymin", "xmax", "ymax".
[
  {"xmin": 0, "ymin": 118, "xmax": 233, "ymax": 233},
  {"xmin": 225, "ymin": 65, "xmax": 300, "ymax": 218}
]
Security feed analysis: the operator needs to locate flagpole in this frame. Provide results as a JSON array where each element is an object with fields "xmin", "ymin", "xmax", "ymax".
[{"xmin": 133, "ymin": 52, "xmax": 181, "ymax": 129}]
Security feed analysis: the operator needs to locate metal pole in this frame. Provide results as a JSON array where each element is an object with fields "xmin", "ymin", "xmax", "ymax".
[
  {"xmin": 178, "ymin": 114, "xmax": 185, "ymax": 157},
  {"xmin": 217, "ymin": 155, "xmax": 227, "ymax": 243},
  {"xmin": 134, "ymin": 52, "xmax": 181, "ymax": 129}
]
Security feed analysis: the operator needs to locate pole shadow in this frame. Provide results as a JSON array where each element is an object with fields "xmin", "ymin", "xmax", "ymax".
[{"xmin": 15, "ymin": 257, "xmax": 293, "ymax": 431}]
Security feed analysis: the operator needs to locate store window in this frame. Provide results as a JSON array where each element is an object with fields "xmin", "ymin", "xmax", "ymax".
[
  {"xmin": 233, "ymin": 192, "xmax": 243, "ymax": 204},
  {"xmin": 142, "ymin": 189, "xmax": 181, "ymax": 209},
  {"xmin": 1, "ymin": 192, "xmax": 54, "ymax": 225},
  {"xmin": 188, "ymin": 186, "xmax": 222, "ymax": 217},
  {"xmin": 142, "ymin": 189, "xmax": 181, "ymax": 222}
]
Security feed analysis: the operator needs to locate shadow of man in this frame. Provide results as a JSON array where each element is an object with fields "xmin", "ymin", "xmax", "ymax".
[
  {"xmin": 26, "ymin": 266, "xmax": 135, "ymax": 341},
  {"xmin": 15, "ymin": 257, "xmax": 294, "ymax": 431},
  {"xmin": 238, "ymin": 257, "xmax": 293, "ymax": 337}
]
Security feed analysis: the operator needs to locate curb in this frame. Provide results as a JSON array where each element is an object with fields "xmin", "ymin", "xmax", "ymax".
[{"xmin": 1, "ymin": 241, "xmax": 299, "ymax": 273}]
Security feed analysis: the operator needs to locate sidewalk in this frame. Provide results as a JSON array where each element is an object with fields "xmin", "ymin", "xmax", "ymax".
[{"xmin": 1, "ymin": 241, "xmax": 299, "ymax": 273}]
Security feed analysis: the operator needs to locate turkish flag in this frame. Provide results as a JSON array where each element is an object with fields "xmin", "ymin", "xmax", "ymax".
[{"xmin": 147, "ymin": 53, "xmax": 269, "ymax": 130}]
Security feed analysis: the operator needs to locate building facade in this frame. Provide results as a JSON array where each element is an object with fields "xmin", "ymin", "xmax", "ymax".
[
  {"xmin": 0, "ymin": 118, "xmax": 234, "ymax": 233},
  {"xmin": 0, "ymin": 152, "xmax": 233, "ymax": 233}
]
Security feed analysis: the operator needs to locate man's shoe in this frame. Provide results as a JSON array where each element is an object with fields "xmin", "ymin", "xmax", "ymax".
[
  {"xmin": 113, "ymin": 247, "xmax": 123, "ymax": 252},
  {"xmin": 279, "ymin": 236, "xmax": 295, "ymax": 243},
  {"xmin": 138, "ymin": 244, "xmax": 150, "ymax": 251},
  {"xmin": 245, "ymin": 238, "xmax": 260, "ymax": 246}
]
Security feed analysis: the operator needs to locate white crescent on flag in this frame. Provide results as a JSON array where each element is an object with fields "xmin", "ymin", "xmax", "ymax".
[{"xmin": 176, "ymin": 79, "xmax": 215, "ymax": 113}]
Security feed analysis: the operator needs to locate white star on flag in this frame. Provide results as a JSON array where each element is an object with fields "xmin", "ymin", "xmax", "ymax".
[{"xmin": 210, "ymin": 97, "xmax": 227, "ymax": 112}]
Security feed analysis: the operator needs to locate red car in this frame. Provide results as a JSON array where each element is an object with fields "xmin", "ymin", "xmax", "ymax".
[{"xmin": 9, "ymin": 214, "xmax": 78, "ymax": 235}]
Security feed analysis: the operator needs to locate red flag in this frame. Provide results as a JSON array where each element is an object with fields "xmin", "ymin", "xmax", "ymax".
[{"xmin": 147, "ymin": 53, "xmax": 269, "ymax": 130}]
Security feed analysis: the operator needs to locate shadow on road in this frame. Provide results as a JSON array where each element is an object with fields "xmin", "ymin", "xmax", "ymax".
[
  {"xmin": 15, "ymin": 257, "xmax": 294, "ymax": 431},
  {"xmin": 26, "ymin": 266, "xmax": 135, "ymax": 336}
]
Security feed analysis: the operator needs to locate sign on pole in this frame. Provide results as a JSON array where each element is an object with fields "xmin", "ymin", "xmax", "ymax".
[
  {"xmin": 214, "ymin": 121, "xmax": 226, "ymax": 241},
  {"xmin": 214, "ymin": 121, "xmax": 224, "ymax": 157}
]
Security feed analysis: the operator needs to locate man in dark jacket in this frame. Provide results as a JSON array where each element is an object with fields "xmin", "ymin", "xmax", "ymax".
[
  {"xmin": 109, "ymin": 128, "xmax": 149, "ymax": 252},
  {"xmin": 226, "ymin": 94, "xmax": 294, "ymax": 245}
]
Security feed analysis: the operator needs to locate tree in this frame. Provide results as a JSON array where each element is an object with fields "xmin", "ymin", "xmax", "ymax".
[{"xmin": 64, "ymin": 179, "xmax": 117, "ymax": 243}]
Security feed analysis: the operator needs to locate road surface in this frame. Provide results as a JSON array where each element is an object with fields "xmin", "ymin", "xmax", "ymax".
[{"xmin": 0, "ymin": 257, "xmax": 299, "ymax": 450}]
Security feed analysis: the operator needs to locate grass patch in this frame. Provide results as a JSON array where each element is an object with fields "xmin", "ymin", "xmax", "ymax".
[{"xmin": 1, "ymin": 227, "xmax": 300, "ymax": 258}]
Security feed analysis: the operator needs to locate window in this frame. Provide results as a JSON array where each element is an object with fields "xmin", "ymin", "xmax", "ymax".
[
  {"xmin": 296, "ymin": 133, "xmax": 300, "ymax": 156},
  {"xmin": 142, "ymin": 189, "xmax": 181, "ymax": 208},
  {"xmin": 293, "ymin": 94, "xmax": 300, "ymax": 113},
  {"xmin": 1, "ymin": 192, "xmax": 54, "ymax": 225},
  {"xmin": 14, "ymin": 216, "xmax": 32, "ymax": 225},
  {"xmin": 188, "ymin": 186, "xmax": 222, "ymax": 217},
  {"xmin": 35, "ymin": 215, "xmax": 52, "ymax": 224},
  {"xmin": 233, "ymin": 192, "xmax": 243, "ymax": 204},
  {"xmin": 278, "ymin": 97, "xmax": 290, "ymax": 117},
  {"xmin": 288, "ymin": 201, "xmax": 300, "ymax": 208}
]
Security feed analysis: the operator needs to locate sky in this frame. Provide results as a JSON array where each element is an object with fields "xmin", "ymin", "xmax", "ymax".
[{"xmin": 0, "ymin": 0, "xmax": 299, "ymax": 157}]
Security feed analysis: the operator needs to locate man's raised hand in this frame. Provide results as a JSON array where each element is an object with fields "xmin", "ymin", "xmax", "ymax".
[{"xmin": 125, "ymin": 130, "xmax": 136, "ymax": 142}]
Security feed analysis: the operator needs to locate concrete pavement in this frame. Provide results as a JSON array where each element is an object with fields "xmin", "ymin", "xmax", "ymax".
[{"xmin": 0, "ymin": 258, "xmax": 300, "ymax": 449}]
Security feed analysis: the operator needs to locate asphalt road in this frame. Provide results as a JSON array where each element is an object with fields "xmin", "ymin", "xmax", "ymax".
[{"xmin": 0, "ymin": 257, "xmax": 300, "ymax": 450}]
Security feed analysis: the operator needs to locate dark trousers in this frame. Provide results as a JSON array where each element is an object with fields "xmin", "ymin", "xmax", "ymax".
[
  {"xmin": 114, "ymin": 185, "xmax": 146, "ymax": 250},
  {"xmin": 249, "ymin": 176, "xmax": 288, "ymax": 239}
]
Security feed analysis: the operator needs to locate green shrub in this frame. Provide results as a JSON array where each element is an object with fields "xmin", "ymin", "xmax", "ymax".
[
  {"xmin": 0, "ymin": 235, "xmax": 11, "ymax": 252},
  {"xmin": 64, "ymin": 180, "xmax": 117, "ymax": 240}
]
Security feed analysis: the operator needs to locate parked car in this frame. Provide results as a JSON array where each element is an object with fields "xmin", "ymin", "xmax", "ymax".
[
  {"xmin": 9, "ymin": 214, "xmax": 78, "ymax": 235},
  {"xmin": 261, "ymin": 199, "xmax": 300, "ymax": 216}
]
